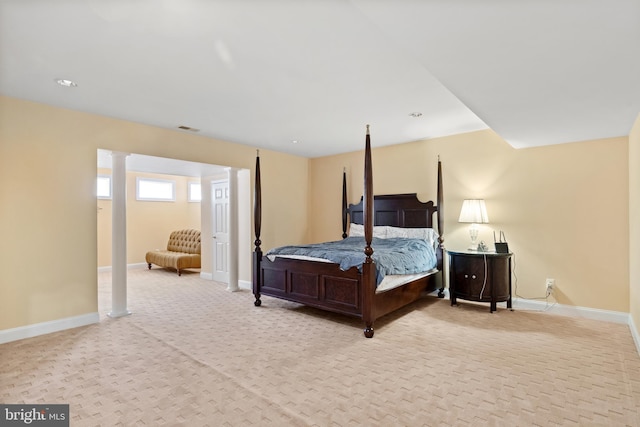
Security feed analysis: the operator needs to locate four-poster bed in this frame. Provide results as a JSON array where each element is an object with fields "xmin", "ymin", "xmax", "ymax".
[{"xmin": 252, "ymin": 126, "xmax": 444, "ymax": 337}]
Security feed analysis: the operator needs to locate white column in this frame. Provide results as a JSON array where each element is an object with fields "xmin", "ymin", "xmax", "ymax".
[
  {"xmin": 108, "ymin": 151, "xmax": 131, "ymax": 317},
  {"xmin": 226, "ymin": 168, "xmax": 240, "ymax": 292}
]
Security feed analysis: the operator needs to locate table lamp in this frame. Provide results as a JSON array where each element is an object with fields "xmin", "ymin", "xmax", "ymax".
[{"xmin": 458, "ymin": 199, "xmax": 489, "ymax": 250}]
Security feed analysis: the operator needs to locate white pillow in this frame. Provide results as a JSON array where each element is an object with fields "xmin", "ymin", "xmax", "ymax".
[
  {"xmin": 348, "ymin": 223, "xmax": 387, "ymax": 238},
  {"xmin": 385, "ymin": 226, "xmax": 439, "ymax": 248},
  {"xmin": 373, "ymin": 226, "xmax": 387, "ymax": 239},
  {"xmin": 348, "ymin": 223, "xmax": 364, "ymax": 237}
]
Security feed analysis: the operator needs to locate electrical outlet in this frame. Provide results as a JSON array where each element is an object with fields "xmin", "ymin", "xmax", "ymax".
[{"xmin": 545, "ymin": 278, "xmax": 555, "ymax": 296}]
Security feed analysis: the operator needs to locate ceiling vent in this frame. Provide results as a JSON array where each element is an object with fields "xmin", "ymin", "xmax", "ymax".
[{"xmin": 177, "ymin": 125, "xmax": 200, "ymax": 132}]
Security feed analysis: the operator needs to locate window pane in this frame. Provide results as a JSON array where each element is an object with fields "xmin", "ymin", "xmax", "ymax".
[
  {"xmin": 137, "ymin": 178, "xmax": 175, "ymax": 201},
  {"xmin": 97, "ymin": 175, "xmax": 111, "ymax": 199},
  {"xmin": 188, "ymin": 182, "xmax": 202, "ymax": 202}
]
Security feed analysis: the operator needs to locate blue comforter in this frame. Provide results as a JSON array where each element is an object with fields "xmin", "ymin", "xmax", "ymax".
[{"xmin": 266, "ymin": 237, "xmax": 437, "ymax": 286}]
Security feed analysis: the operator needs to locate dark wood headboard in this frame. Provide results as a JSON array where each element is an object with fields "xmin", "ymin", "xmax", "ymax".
[{"xmin": 347, "ymin": 193, "xmax": 438, "ymax": 228}]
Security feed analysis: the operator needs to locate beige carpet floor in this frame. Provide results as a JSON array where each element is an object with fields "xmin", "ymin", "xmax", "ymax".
[{"xmin": 1, "ymin": 268, "xmax": 640, "ymax": 426}]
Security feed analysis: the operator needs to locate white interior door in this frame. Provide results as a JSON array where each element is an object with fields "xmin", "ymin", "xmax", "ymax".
[{"xmin": 212, "ymin": 180, "xmax": 229, "ymax": 283}]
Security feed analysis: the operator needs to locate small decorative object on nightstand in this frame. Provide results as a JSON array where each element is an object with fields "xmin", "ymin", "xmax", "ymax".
[{"xmin": 448, "ymin": 249, "xmax": 513, "ymax": 313}]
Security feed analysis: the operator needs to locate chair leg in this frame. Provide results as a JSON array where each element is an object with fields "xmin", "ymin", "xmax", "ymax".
[
  {"xmin": 148, "ymin": 263, "xmax": 152, "ymax": 270},
  {"xmin": 177, "ymin": 269, "xmax": 181, "ymax": 276}
]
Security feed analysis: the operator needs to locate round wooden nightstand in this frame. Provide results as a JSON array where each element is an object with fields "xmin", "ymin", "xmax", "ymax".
[{"xmin": 447, "ymin": 250, "xmax": 513, "ymax": 312}]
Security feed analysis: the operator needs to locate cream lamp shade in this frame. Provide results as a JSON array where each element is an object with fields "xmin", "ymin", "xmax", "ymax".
[{"xmin": 458, "ymin": 199, "xmax": 489, "ymax": 250}]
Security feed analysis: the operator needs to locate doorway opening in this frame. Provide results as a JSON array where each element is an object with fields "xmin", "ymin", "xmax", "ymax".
[{"xmin": 96, "ymin": 149, "xmax": 251, "ymax": 313}]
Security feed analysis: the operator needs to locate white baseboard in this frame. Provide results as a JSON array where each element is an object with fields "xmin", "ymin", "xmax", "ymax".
[
  {"xmin": 199, "ymin": 274, "xmax": 251, "ymax": 291},
  {"xmin": 432, "ymin": 288, "xmax": 630, "ymax": 324},
  {"xmin": 199, "ymin": 273, "xmax": 250, "ymax": 290},
  {"xmin": 629, "ymin": 314, "xmax": 640, "ymax": 355},
  {"xmin": 512, "ymin": 297, "xmax": 629, "ymax": 324},
  {"xmin": 0, "ymin": 312, "xmax": 99, "ymax": 345}
]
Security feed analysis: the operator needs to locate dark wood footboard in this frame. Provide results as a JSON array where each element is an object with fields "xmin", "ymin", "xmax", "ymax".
[
  {"xmin": 257, "ymin": 256, "xmax": 441, "ymax": 324},
  {"xmin": 259, "ymin": 257, "xmax": 363, "ymax": 316}
]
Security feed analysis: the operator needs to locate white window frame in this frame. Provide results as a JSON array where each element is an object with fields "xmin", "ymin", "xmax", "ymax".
[
  {"xmin": 136, "ymin": 177, "xmax": 176, "ymax": 202},
  {"xmin": 188, "ymin": 181, "xmax": 202, "ymax": 202},
  {"xmin": 97, "ymin": 175, "xmax": 112, "ymax": 199}
]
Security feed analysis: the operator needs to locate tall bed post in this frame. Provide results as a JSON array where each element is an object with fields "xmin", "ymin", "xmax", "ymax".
[
  {"xmin": 362, "ymin": 125, "xmax": 375, "ymax": 338},
  {"xmin": 253, "ymin": 150, "xmax": 263, "ymax": 306},
  {"xmin": 342, "ymin": 168, "xmax": 348, "ymax": 239},
  {"xmin": 436, "ymin": 156, "xmax": 445, "ymax": 298},
  {"xmin": 363, "ymin": 125, "xmax": 374, "ymax": 259},
  {"xmin": 437, "ymin": 157, "xmax": 444, "ymax": 245}
]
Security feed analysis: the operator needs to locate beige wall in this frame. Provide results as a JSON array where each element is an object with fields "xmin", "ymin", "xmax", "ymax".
[
  {"xmin": 0, "ymin": 95, "xmax": 309, "ymax": 330},
  {"xmin": 97, "ymin": 169, "xmax": 201, "ymax": 267},
  {"xmin": 0, "ymin": 93, "xmax": 633, "ymax": 332},
  {"xmin": 309, "ymin": 129, "xmax": 629, "ymax": 312},
  {"xmin": 630, "ymin": 114, "xmax": 640, "ymax": 333}
]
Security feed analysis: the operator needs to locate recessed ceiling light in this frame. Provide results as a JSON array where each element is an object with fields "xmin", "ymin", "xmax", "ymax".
[
  {"xmin": 409, "ymin": 112, "xmax": 422, "ymax": 118},
  {"xmin": 55, "ymin": 79, "xmax": 77, "ymax": 87},
  {"xmin": 292, "ymin": 140, "xmax": 299, "ymax": 144}
]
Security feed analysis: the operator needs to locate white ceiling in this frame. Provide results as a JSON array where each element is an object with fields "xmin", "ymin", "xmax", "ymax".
[{"xmin": 2, "ymin": 1, "xmax": 639, "ymax": 159}]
